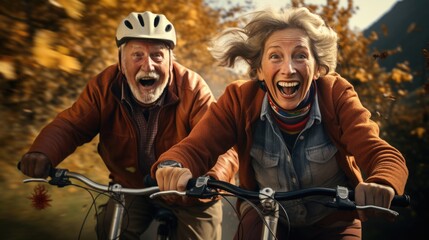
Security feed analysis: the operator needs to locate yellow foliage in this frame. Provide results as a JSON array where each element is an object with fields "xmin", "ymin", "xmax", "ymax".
[
  {"xmin": 58, "ymin": 54, "xmax": 81, "ymax": 72},
  {"xmin": 411, "ymin": 127, "xmax": 426, "ymax": 138},
  {"xmin": 354, "ymin": 68, "xmax": 368, "ymax": 82},
  {"xmin": 101, "ymin": 0, "xmax": 117, "ymax": 7},
  {"xmin": 57, "ymin": 46, "xmax": 70, "ymax": 55},
  {"xmin": 368, "ymin": 31, "xmax": 378, "ymax": 41},
  {"xmin": 33, "ymin": 30, "xmax": 58, "ymax": 67},
  {"xmin": 49, "ymin": 0, "xmax": 84, "ymax": 19},
  {"xmin": 391, "ymin": 68, "xmax": 413, "ymax": 83},
  {"xmin": 185, "ymin": 8, "xmax": 199, "ymax": 27},
  {"xmin": 396, "ymin": 62, "xmax": 411, "ymax": 72},
  {"xmin": 378, "ymin": 86, "xmax": 386, "ymax": 93},
  {"xmin": 0, "ymin": 59, "xmax": 17, "ymax": 80},
  {"xmin": 33, "ymin": 30, "xmax": 81, "ymax": 72},
  {"xmin": 397, "ymin": 89, "xmax": 407, "ymax": 96},
  {"xmin": 390, "ymin": 69, "xmax": 401, "ymax": 83},
  {"xmin": 403, "ymin": 73, "xmax": 413, "ymax": 82}
]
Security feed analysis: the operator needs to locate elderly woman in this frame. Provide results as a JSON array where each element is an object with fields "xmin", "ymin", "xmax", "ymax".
[{"xmin": 153, "ymin": 7, "xmax": 408, "ymax": 240}]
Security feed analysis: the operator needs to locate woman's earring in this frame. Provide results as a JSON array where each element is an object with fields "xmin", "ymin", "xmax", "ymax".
[{"xmin": 258, "ymin": 80, "xmax": 267, "ymax": 91}]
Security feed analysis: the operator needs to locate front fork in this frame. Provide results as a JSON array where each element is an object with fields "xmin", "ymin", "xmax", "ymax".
[
  {"xmin": 109, "ymin": 184, "xmax": 125, "ymax": 240},
  {"xmin": 260, "ymin": 188, "xmax": 278, "ymax": 240}
]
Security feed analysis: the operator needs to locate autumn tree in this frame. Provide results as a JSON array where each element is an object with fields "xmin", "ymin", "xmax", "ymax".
[{"xmin": 0, "ymin": 0, "xmax": 244, "ymax": 158}]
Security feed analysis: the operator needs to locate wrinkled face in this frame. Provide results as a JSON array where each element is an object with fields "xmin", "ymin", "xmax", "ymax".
[
  {"xmin": 121, "ymin": 40, "xmax": 171, "ymax": 105},
  {"xmin": 257, "ymin": 28, "xmax": 320, "ymax": 110}
]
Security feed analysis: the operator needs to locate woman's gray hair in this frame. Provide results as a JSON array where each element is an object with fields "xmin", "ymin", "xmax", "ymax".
[{"xmin": 209, "ymin": 7, "xmax": 338, "ymax": 80}]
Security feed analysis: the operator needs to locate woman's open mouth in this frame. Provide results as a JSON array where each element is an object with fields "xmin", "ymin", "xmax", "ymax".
[{"xmin": 277, "ymin": 81, "xmax": 300, "ymax": 97}]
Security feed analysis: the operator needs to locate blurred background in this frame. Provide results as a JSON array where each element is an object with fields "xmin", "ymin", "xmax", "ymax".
[{"xmin": 1, "ymin": 0, "xmax": 428, "ymax": 239}]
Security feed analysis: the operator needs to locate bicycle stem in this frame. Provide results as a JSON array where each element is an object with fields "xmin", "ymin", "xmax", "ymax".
[
  {"xmin": 260, "ymin": 188, "xmax": 279, "ymax": 240},
  {"xmin": 110, "ymin": 185, "xmax": 125, "ymax": 240}
]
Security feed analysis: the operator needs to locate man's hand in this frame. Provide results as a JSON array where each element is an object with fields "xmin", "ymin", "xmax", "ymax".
[
  {"xmin": 354, "ymin": 182, "xmax": 395, "ymax": 221},
  {"xmin": 18, "ymin": 152, "xmax": 52, "ymax": 178}
]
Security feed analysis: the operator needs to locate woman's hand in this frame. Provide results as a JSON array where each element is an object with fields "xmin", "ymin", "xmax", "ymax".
[
  {"xmin": 354, "ymin": 182, "xmax": 395, "ymax": 221},
  {"xmin": 156, "ymin": 166, "xmax": 192, "ymax": 191},
  {"xmin": 155, "ymin": 167, "xmax": 192, "ymax": 203}
]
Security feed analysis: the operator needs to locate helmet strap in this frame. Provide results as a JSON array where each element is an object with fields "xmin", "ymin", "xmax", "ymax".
[
  {"xmin": 117, "ymin": 48, "xmax": 122, "ymax": 72},
  {"xmin": 167, "ymin": 49, "xmax": 172, "ymax": 85}
]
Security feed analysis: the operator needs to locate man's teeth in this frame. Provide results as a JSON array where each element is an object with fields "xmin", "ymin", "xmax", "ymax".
[{"xmin": 138, "ymin": 77, "xmax": 153, "ymax": 81}]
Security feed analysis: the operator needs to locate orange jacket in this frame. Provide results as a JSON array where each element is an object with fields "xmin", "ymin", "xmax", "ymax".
[
  {"xmin": 155, "ymin": 73, "xmax": 408, "ymax": 195},
  {"xmin": 28, "ymin": 62, "xmax": 238, "ymax": 188}
]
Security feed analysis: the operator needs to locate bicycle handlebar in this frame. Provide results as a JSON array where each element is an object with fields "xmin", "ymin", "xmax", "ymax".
[
  {"xmin": 23, "ymin": 168, "xmax": 159, "ymax": 195},
  {"xmin": 203, "ymin": 178, "xmax": 410, "ymax": 207},
  {"xmin": 151, "ymin": 176, "xmax": 411, "ymax": 208},
  {"xmin": 23, "ymin": 168, "xmax": 411, "ymax": 208}
]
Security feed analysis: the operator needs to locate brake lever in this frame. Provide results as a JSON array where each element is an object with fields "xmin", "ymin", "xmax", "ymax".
[
  {"xmin": 356, "ymin": 205, "xmax": 399, "ymax": 218},
  {"xmin": 23, "ymin": 178, "xmax": 49, "ymax": 183},
  {"xmin": 22, "ymin": 168, "xmax": 72, "ymax": 187},
  {"xmin": 150, "ymin": 190, "xmax": 186, "ymax": 199},
  {"xmin": 150, "ymin": 176, "xmax": 217, "ymax": 199}
]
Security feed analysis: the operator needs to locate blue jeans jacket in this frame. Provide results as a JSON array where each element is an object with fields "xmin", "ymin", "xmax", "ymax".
[{"xmin": 250, "ymin": 94, "xmax": 348, "ymax": 226}]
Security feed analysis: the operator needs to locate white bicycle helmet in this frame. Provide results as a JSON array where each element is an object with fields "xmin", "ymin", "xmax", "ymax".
[{"xmin": 116, "ymin": 11, "xmax": 176, "ymax": 49}]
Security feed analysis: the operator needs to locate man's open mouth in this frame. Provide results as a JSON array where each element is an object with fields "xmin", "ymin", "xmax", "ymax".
[
  {"xmin": 277, "ymin": 81, "xmax": 300, "ymax": 96},
  {"xmin": 138, "ymin": 77, "xmax": 156, "ymax": 87}
]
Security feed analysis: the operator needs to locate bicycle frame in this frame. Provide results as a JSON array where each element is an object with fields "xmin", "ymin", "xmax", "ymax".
[{"xmin": 23, "ymin": 168, "xmax": 160, "ymax": 240}]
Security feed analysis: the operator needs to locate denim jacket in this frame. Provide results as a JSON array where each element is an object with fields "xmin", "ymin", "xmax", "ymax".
[{"xmin": 251, "ymin": 94, "xmax": 348, "ymax": 225}]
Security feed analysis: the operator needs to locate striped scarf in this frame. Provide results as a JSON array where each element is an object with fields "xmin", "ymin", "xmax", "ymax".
[{"xmin": 268, "ymin": 82, "xmax": 315, "ymax": 135}]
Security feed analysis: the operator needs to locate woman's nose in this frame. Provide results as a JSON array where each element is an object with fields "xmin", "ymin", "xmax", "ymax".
[{"xmin": 281, "ymin": 60, "xmax": 296, "ymax": 76}]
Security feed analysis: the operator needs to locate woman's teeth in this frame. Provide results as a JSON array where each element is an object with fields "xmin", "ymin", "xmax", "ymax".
[{"xmin": 277, "ymin": 82, "xmax": 300, "ymax": 95}]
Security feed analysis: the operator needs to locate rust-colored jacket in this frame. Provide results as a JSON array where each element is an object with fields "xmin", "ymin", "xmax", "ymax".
[
  {"xmin": 28, "ymin": 62, "xmax": 238, "ymax": 188},
  {"xmin": 154, "ymin": 73, "xmax": 408, "ymax": 195}
]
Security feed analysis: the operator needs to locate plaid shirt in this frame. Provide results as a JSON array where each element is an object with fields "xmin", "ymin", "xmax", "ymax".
[{"xmin": 122, "ymin": 82, "xmax": 166, "ymax": 176}]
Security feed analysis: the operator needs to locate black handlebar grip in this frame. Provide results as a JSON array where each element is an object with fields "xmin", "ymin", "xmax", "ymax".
[
  {"xmin": 186, "ymin": 178, "xmax": 197, "ymax": 190},
  {"xmin": 392, "ymin": 194, "xmax": 411, "ymax": 207}
]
